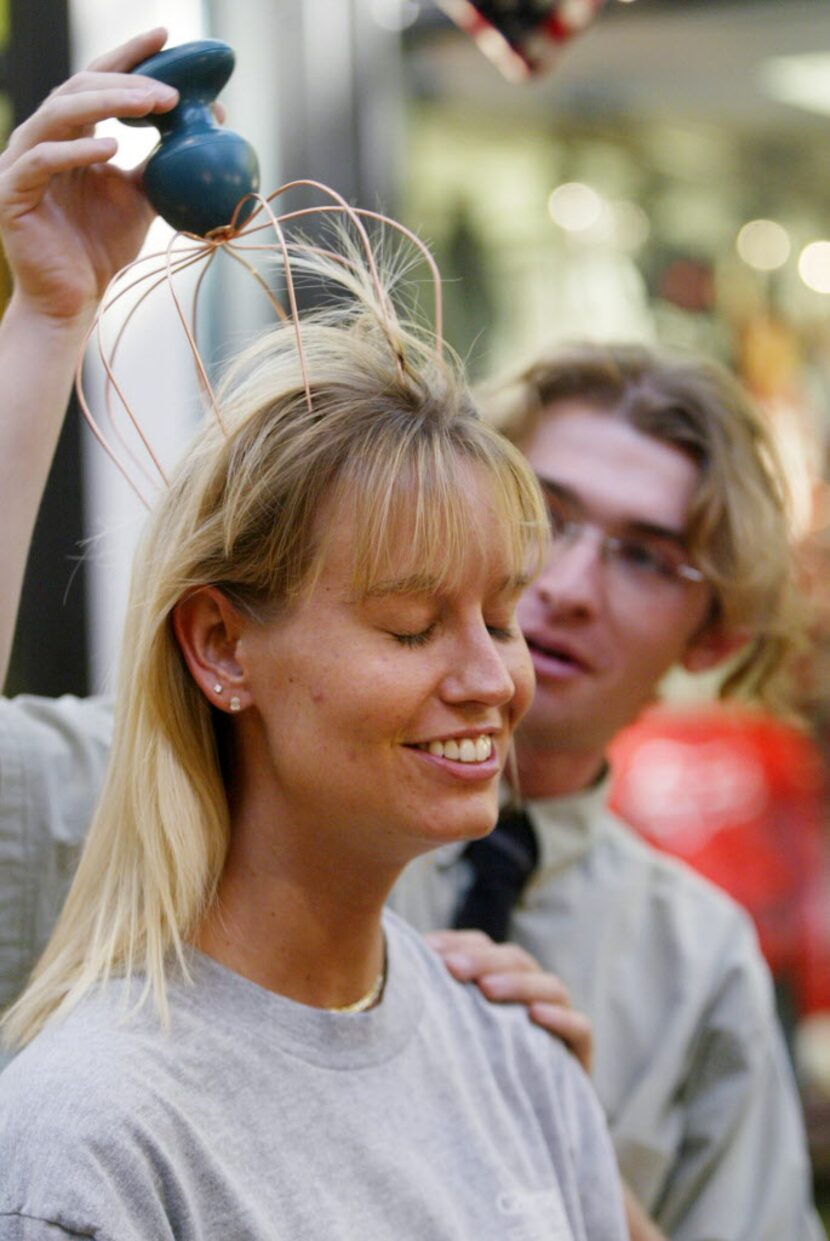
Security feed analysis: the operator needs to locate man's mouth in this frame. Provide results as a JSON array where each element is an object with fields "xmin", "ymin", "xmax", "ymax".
[{"xmin": 525, "ymin": 637, "xmax": 589, "ymax": 673}]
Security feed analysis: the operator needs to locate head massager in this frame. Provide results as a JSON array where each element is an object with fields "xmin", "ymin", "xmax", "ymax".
[{"xmin": 127, "ymin": 39, "xmax": 260, "ymax": 237}]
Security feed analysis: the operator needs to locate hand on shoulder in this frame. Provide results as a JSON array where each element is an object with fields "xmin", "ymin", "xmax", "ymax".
[{"xmin": 426, "ymin": 928, "xmax": 593, "ymax": 1074}]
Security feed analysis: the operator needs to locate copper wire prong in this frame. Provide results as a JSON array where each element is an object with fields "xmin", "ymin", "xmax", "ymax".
[{"xmin": 74, "ymin": 181, "xmax": 447, "ymax": 507}]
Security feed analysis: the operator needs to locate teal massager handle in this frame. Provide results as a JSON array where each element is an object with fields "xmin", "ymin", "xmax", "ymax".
[{"xmin": 127, "ymin": 39, "xmax": 260, "ymax": 236}]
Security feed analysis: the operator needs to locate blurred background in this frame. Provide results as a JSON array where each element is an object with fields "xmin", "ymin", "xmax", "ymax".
[{"xmin": 1, "ymin": 0, "xmax": 830, "ymax": 1219}]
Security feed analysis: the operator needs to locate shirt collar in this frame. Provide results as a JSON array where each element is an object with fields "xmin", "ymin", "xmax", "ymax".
[{"xmin": 525, "ymin": 767, "xmax": 610, "ymax": 873}]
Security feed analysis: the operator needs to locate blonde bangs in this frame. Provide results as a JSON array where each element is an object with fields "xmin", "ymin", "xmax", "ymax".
[{"xmin": 329, "ymin": 423, "xmax": 548, "ymax": 601}]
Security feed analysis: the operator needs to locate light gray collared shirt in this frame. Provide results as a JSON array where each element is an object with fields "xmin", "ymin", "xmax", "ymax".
[{"xmin": 0, "ymin": 694, "xmax": 113, "ymax": 1035}]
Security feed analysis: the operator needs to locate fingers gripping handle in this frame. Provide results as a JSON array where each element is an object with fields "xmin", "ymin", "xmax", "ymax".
[{"xmin": 127, "ymin": 39, "xmax": 260, "ymax": 237}]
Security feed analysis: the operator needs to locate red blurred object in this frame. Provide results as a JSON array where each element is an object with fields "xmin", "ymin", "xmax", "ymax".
[
  {"xmin": 656, "ymin": 257, "xmax": 716, "ymax": 314},
  {"xmin": 609, "ymin": 705, "xmax": 830, "ymax": 1017},
  {"xmin": 437, "ymin": 0, "xmax": 607, "ymax": 80}
]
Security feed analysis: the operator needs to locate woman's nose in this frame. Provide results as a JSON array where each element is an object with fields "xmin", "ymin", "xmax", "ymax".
[{"xmin": 440, "ymin": 625, "xmax": 516, "ymax": 707}]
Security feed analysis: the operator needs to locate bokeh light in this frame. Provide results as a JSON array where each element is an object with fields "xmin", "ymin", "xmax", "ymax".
[
  {"xmin": 370, "ymin": 0, "xmax": 421, "ymax": 31},
  {"xmin": 799, "ymin": 241, "xmax": 830, "ymax": 294},
  {"xmin": 736, "ymin": 219, "xmax": 791, "ymax": 271},
  {"xmin": 548, "ymin": 182, "xmax": 604, "ymax": 232}
]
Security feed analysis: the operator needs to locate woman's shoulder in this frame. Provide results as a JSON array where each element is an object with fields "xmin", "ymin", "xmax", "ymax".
[
  {"xmin": 0, "ymin": 967, "xmax": 215, "ymax": 1128},
  {"xmin": 0, "ymin": 987, "xmax": 175, "ymax": 1234},
  {"xmin": 383, "ymin": 907, "xmax": 582, "ymax": 1081},
  {"xmin": 0, "ymin": 983, "xmax": 160, "ymax": 1115},
  {"xmin": 383, "ymin": 911, "xmax": 623, "ymax": 1227}
]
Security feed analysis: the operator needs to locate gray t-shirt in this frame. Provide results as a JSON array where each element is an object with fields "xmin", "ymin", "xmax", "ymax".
[{"xmin": 0, "ymin": 910, "xmax": 626, "ymax": 1241}]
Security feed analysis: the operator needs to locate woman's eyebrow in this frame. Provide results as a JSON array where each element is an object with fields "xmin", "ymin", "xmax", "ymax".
[
  {"xmin": 364, "ymin": 571, "xmax": 530, "ymax": 600},
  {"xmin": 364, "ymin": 573, "xmax": 440, "ymax": 599}
]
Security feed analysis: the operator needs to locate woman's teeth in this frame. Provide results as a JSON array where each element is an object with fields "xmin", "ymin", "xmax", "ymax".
[{"xmin": 416, "ymin": 736, "xmax": 493, "ymax": 763}]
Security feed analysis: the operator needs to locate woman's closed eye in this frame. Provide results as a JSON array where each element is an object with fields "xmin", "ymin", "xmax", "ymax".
[
  {"xmin": 486, "ymin": 624, "xmax": 517, "ymax": 643},
  {"xmin": 391, "ymin": 625, "xmax": 436, "ymax": 648},
  {"xmin": 390, "ymin": 622, "xmax": 516, "ymax": 648}
]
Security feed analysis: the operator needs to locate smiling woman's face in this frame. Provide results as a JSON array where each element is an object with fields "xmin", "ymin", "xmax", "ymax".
[{"xmin": 232, "ymin": 468, "xmax": 535, "ymax": 868}]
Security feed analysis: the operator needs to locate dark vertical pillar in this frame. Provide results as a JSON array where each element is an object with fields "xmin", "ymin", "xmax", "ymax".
[{"xmin": 4, "ymin": 0, "xmax": 88, "ymax": 698}]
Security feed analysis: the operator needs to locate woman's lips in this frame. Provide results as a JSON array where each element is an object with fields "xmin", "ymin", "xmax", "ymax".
[
  {"xmin": 404, "ymin": 732, "xmax": 502, "ymax": 781},
  {"xmin": 413, "ymin": 734, "xmax": 493, "ymax": 763}
]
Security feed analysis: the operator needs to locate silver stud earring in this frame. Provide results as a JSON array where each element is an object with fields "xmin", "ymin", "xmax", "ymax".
[
  {"xmin": 213, "ymin": 683, "xmax": 223, "ymax": 695},
  {"xmin": 229, "ymin": 695, "xmax": 242, "ymax": 713}
]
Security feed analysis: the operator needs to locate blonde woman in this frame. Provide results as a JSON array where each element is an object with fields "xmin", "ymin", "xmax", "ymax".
[{"xmin": 0, "ymin": 34, "xmax": 626, "ymax": 1241}]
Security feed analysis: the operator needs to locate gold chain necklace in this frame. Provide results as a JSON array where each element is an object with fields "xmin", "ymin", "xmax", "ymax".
[{"xmin": 330, "ymin": 967, "xmax": 386, "ymax": 1015}]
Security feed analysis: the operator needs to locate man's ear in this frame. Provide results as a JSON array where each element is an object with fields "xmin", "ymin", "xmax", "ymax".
[
  {"xmin": 681, "ymin": 621, "xmax": 751, "ymax": 674},
  {"xmin": 171, "ymin": 586, "xmax": 249, "ymax": 710}
]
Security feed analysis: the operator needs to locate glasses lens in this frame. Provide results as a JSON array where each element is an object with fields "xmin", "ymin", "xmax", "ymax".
[
  {"xmin": 607, "ymin": 537, "xmax": 700, "ymax": 588},
  {"xmin": 540, "ymin": 487, "xmax": 702, "ymax": 588}
]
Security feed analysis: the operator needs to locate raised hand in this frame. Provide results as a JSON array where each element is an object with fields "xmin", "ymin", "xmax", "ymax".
[{"xmin": 0, "ymin": 28, "xmax": 179, "ymax": 326}]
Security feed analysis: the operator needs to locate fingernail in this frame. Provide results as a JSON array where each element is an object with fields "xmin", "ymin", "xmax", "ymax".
[
  {"xmin": 481, "ymin": 974, "xmax": 510, "ymax": 997},
  {"xmin": 530, "ymin": 1002, "xmax": 562, "ymax": 1019},
  {"xmin": 442, "ymin": 952, "xmax": 474, "ymax": 976}
]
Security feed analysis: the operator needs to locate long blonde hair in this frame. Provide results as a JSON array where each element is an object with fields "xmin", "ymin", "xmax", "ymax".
[{"xmin": 4, "ymin": 238, "xmax": 548, "ymax": 1049}]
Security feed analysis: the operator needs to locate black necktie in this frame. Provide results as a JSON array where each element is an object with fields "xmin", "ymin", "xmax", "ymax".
[{"xmin": 452, "ymin": 807, "xmax": 539, "ymax": 943}]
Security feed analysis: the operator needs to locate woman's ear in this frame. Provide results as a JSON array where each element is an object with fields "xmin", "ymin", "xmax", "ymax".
[{"xmin": 171, "ymin": 587, "xmax": 250, "ymax": 712}]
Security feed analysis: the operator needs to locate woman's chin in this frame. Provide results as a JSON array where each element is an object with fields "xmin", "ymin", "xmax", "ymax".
[{"xmin": 411, "ymin": 797, "xmax": 500, "ymax": 851}]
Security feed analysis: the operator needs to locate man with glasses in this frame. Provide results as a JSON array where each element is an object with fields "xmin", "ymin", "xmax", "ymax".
[{"xmin": 390, "ymin": 344, "xmax": 821, "ymax": 1240}]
